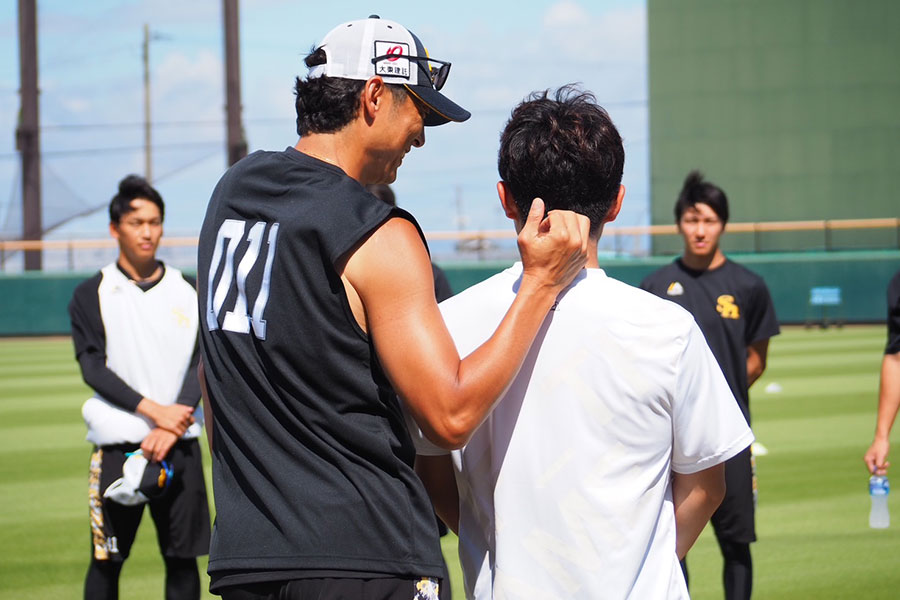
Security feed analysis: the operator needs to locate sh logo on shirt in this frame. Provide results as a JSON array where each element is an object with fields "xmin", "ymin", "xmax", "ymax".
[{"xmin": 716, "ymin": 294, "xmax": 740, "ymax": 319}]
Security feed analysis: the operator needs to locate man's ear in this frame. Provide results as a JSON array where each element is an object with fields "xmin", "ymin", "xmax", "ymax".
[
  {"xmin": 603, "ymin": 185, "xmax": 626, "ymax": 224},
  {"xmin": 109, "ymin": 221, "xmax": 120, "ymax": 241},
  {"xmin": 361, "ymin": 76, "xmax": 387, "ymax": 123},
  {"xmin": 496, "ymin": 181, "xmax": 520, "ymax": 223}
]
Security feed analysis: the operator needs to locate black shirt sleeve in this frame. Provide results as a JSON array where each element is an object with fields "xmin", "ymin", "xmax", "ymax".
[
  {"xmin": 886, "ymin": 270, "xmax": 900, "ymax": 355},
  {"xmin": 68, "ymin": 273, "xmax": 144, "ymax": 412},
  {"xmin": 432, "ymin": 263, "xmax": 454, "ymax": 303},
  {"xmin": 744, "ymin": 275, "xmax": 780, "ymax": 346}
]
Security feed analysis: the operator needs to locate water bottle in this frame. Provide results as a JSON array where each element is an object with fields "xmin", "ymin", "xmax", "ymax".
[{"xmin": 869, "ymin": 475, "xmax": 890, "ymax": 529}]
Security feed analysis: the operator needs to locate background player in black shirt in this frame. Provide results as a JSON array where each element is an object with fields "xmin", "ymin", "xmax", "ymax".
[
  {"xmin": 864, "ymin": 269, "xmax": 900, "ymax": 476},
  {"xmin": 641, "ymin": 171, "xmax": 779, "ymax": 600},
  {"xmin": 197, "ymin": 16, "xmax": 590, "ymax": 600}
]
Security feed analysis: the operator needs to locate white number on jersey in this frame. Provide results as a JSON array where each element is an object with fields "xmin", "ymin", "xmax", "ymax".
[{"xmin": 206, "ymin": 219, "xmax": 280, "ymax": 340}]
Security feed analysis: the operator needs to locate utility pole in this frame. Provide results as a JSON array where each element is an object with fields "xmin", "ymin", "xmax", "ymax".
[
  {"xmin": 142, "ymin": 23, "xmax": 152, "ymax": 181},
  {"xmin": 223, "ymin": 0, "xmax": 247, "ymax": 165},
  {"xmin": 16, "ymin": 0, "xmax": 41, "ymax": 270}
]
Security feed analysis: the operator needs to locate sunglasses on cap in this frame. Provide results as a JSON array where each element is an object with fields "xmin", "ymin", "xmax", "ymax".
[{"xmin": 371, "ymin": 54, "xmax": 452, "ymax": 91}]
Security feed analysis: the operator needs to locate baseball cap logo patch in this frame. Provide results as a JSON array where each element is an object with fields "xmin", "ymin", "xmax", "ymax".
[{"xmin": 374, "ymin": 41, "xmax": 411, "ymax": 79}]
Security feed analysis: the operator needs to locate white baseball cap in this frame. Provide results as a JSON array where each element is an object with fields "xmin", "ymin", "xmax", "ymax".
[{"xmin": 308, "ymin": 15, "xmax": 470, "ymax": 126}]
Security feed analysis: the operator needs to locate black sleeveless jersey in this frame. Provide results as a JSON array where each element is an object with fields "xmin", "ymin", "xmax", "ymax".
[
  {"xmin": 640, "ymin": 258, "xmax": 780, "ymax": 423},
  {"xmin": 197, "ymin": 147, "xmax": 444, "ymax": 588}
]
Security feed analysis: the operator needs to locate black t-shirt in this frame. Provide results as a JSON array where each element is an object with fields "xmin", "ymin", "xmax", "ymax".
[
  {"xmin": 886, "ymin": 269, "xmax": 900, "ymax": 355},
  {"xmin": 640, "ymin": 258, "xmax": 780, "ymax": 423},
  {"xmin": 198, "ymin": 147, "xmax": 444, "ymax": 589}
]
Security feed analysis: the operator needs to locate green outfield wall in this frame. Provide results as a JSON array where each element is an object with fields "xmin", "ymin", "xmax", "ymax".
[
  {"xmin": 1, "ymin": 251, "xmax": 897, "ymax": 337},
  {"xmin": 648, "ymin": 0, "xmax": 900, "ymax": 254}
]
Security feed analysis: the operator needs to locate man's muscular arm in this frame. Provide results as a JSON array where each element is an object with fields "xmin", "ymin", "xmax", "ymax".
[{"xmin": 345, "ymin": 199, "xmax": 589, "ymax": 449}]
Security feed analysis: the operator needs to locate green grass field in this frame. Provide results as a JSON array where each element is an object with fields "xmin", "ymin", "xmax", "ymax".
[{"xmin": 1, "ymin": 326, "xmax": 898, "ymax": 599}]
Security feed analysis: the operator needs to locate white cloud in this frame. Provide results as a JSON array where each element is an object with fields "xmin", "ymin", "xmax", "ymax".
[
  {"xmin": 542, "ymin": 1, "xmax": 646, "ymax": 65},
  {"xmin": 544, "ymin": 1, "xmax": 590, "ymax": 28},
  {"xmin": 154, "ymin": 49, "xmax": 221, "ymax": 104},
  {"xmin": 60, "ymin": 97, "xmax": 92, "ymax": 113}
]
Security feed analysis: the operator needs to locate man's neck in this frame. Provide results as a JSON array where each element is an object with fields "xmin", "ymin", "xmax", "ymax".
[
  {"xmin": 295, "ymin": 131, "xmax": 364, "ymax": 181},
  {"xmin": 586, "ymin": 238, "xmax": 600, "ymax": 268},
  {"xmin": 681, "ymin": 248, "xmax": 726, "ymax": 271},
  {"xmin": 118, "ymin": 256, "xmax": 162, "ymax": 283}
]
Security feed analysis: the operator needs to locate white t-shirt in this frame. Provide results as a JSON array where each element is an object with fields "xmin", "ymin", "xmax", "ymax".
[
  {"xmin": 82, "ymin": 263, "xmax": 202, "ymax": 445},
  {"xmin": 425, "ymin": 264, "xmax": 753, "ymax": 599}
]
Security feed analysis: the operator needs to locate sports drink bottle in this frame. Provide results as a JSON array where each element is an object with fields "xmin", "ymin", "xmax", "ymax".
[{"xmin": 869, "ymin": 475, "xmax": 890, "ymax": 529}]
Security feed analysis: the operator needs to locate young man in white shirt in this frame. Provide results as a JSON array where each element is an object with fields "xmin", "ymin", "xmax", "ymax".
[
  {"xmin": 69, "ymin": 175, "xmax": 210, "ymax": 599},
  {"xmin": 414, "ymin": 86, "xmax": 754, "ymax": 599}
]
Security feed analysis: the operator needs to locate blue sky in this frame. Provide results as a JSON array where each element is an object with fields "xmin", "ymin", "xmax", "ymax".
[{"xmin": 0, "ymin": 0, "xmax": 648, "ymax": 256}]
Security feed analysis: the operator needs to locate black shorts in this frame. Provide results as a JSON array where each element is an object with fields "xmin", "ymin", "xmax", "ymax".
[
  {"xmin": 710, "ymin": 446, "xmax": 757, "ymax": 544},
  {"xmin": 218, "ymin": 577, "xmax": 442, "ymax": 600},
  {"xmin": 88, "ymin": 438, "xmax": 211, "ymax": 562}
]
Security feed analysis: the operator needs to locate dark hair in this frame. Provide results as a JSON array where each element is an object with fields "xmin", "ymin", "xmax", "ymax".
[
  {"xmin": 294, "ymin": 47, "xmax": 409, "ymax": 137},
  {"xmin": 497, "ymin": 85, "xmax": 624, "ymax": 237},
  {"xmin": 674, "ymin": 170, "xmax": 729, "ymax": 224},
  {"xmin": 366, "ymin": 183, "xmax": 396, "ymax": 207},
  {"xmin": 108, "ymin": 174, "xmax": 164, "ymax": 224}
]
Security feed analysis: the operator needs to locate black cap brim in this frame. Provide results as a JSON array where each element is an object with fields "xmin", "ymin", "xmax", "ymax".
[
  {"xmin": 404, "ymin": 84, "xmax": 471, "ymax": 127},
  {"xmin": 138, "ymin": 460, "xmax": 171, "ymax": 499}
]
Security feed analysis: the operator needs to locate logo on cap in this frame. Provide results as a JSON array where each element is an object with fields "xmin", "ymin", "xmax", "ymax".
[{"xmin": 374, "ymin": 41, "xmax": 411, "ymax": 79}]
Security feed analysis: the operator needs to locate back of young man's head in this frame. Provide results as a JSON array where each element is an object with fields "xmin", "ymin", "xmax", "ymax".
[
  {"xmin": 109, "ymin": 175, "xmax": 164, "ymax": 224},
  {"xmin": 674, "ymin": 170, "xmax": 729, "ymax": 224},
  {"xmin": 497, "ymin": 85, "xmax": 624, "ymax": 237}
]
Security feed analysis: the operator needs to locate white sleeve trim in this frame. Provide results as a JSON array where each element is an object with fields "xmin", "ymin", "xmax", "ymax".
[{"xmin": 672, "ymin": 428, "xmax": 755, "ymax": 475}]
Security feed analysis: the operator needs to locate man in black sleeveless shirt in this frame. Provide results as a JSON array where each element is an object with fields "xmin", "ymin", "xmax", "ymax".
[
  {"xmin": 197, "ymin": 16, "xmax": 591, "ymax": 600},
  {"xmin": 641, "ymin": 171, "xmax": 779, "ymax": 600}
]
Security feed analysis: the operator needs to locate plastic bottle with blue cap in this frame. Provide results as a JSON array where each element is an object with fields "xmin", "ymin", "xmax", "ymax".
[{"xmin": 869, "ymin": 473, "xmax": 890, "ymax": 529}]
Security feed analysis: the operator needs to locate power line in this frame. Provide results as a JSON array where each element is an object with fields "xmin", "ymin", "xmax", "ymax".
[
  {"xmin": 154, "ymin": 149, "xmax": 222, "ymax": 183},
  {"xmin": 39, "ymin": 117, "xmax": 289, "ymax": 131},
  {"xmin": 0, "ymin": 141, "xmax": 221, "ymax": 160}
]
